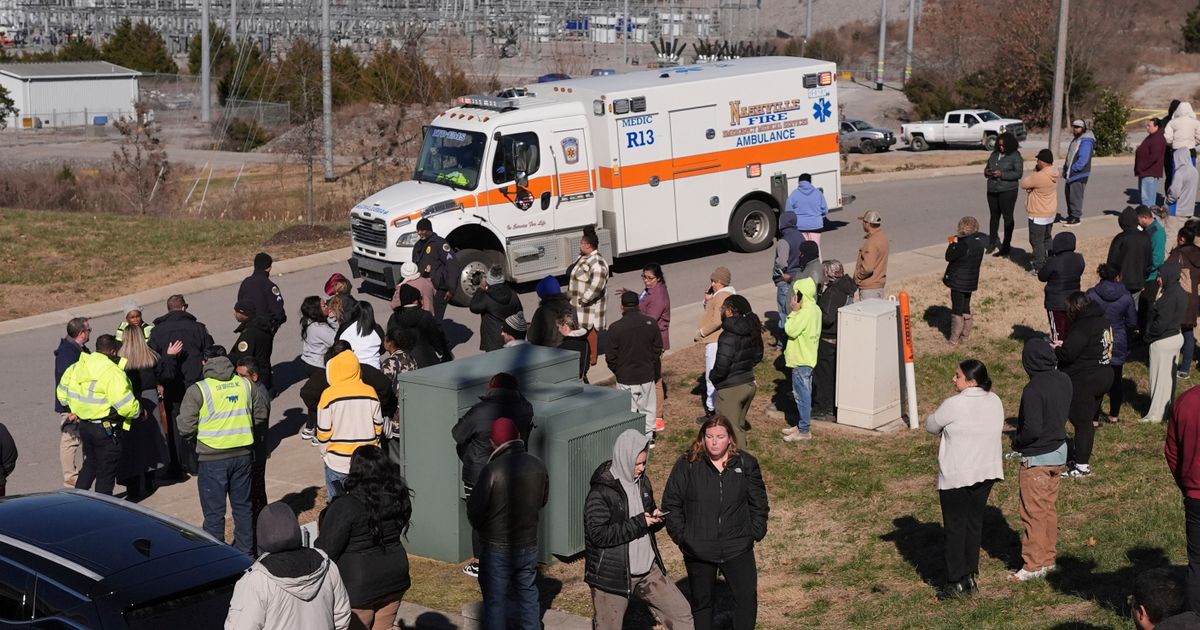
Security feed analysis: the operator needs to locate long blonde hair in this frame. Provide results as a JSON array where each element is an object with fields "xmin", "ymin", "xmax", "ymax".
[{"xmin": 118, "ymin": 325, "xmax": 159, "ymax": 370}]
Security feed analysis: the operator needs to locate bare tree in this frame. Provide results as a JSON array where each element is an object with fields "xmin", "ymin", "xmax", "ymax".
[{"xmin": 111, "ymin": 101, "xmax": 170, "ymax": 214}]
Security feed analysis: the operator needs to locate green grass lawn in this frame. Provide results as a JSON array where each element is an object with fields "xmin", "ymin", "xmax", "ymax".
[{"xmin": 0, "ymin": 208, "xmax": 344, "ymax": 319}]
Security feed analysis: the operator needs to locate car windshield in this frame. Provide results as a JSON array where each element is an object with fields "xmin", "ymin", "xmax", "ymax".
[
  {"xmin": 414, "ymin": 127, "xmax": 487, "ymax": 190},
  {"xmin": 977, "ymin": 111, "xmax": 1000, "ymax": 122},
  {"xmin": 851, "ymin": 121, "xmax": 872, "ymax": 130}
]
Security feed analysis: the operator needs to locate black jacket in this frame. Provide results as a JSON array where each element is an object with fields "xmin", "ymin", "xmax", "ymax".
[
  {"xmin": 943, "ymin": 232, "xmax": 986, "ymax": 293},
  {"xmin": 316, "ymin": 494, "xmax": 411, "ymax": 609},
  {"xmin": 451, "ymin": 388, "xmax": 535, "ymax": 486},
  {"xmin": 1146, "ymin": 261, "xmax": 1188, "ymax": 343},
  {"xmin": 229, "ymin": 316, "xmax": 275, "ymax": 390},
  {"xmin": 661, "ymin": 451, "xmax": 769, "ymax": 564},
  {"xmin": 559, "ymin": 333, "xmax": 591, "ymax": 381},
  {"xmin": 148, "ymin": 310, "xmax": 215, "ymax": 394},
  {"xmin": 300, "ymin": 362, "xmax": 396, "ymax": 420},
  {"xmin": 583, "ymin": 461, "xmax": 666, "ymax": 595},
  {"xmin": 818, "ymin": 276, "xmax": 856, "ymax": 338},
  {"xmin": 467, "ymin": 440, "xmax": 549, "ymax": 548},
  {"xmin": 412, "ymin": 233, "xmax": 456, "ymax": 293},
  {"xmin": 469, "ymin": 283, "xmax": 522, "ymax": 352},
  {"xmin": 1106, "ymin": 207, "xmax": 1154, "ymax": 293},
  {"xmin": 709, "ymin": 315, "xmax": 763, "ymax": 390},
  {"xmin": 1056, "ymin": 302, "xmax": 1113, "ymax": 376},
  {"xmin": 237, "ymin": 270, "xmax": 287, "ymax": 331},
  {"xmin": 54, "ymin": 338, "xmax": 88, "ymax": 413},
  {"xmin": 1013, "ymin": 339, "xmax": 1071, "ymax": 457},
  {"xmin": 0, "ymin": 423, "xmax": 17, "ymax": 486},
  {"xmin": 386, "ymin": 306, "xmax": 449, "ymax": 368},
  {"xmin": 528, "ymin": 295, "xmax": 575, "ymax": 347},
  {"xmin": 1039, "ymin": 232, "xmax": 1086, "ymax": 311},
  {"xmin": 606, "ymin": 309, "xmax": 663, "ymax": 386}
]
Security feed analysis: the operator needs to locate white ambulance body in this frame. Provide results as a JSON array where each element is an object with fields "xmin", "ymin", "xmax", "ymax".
[{"xmin": 347, "ymin": 56, "xmax": 844, "ymax": 302}]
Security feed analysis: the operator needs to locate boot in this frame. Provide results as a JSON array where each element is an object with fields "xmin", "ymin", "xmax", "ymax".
[
  {"xmin": 948, "ymin": 314, "xmax": 964, "ymax": 345},
  {"xmin": 960, "ymin": 314, "xmax": 974, "ymax": 344}
]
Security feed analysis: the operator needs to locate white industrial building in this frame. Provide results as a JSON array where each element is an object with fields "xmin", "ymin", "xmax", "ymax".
[{"xmin": 0, "ymin": 61, "xmax": 140, "ymax": 130}]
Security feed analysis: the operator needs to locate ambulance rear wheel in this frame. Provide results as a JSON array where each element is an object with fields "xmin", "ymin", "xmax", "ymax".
[
  {"xmin": 729, "ymin": 200, "xmax": 776, "ymax": 253},
  {"xmin": 451, "ymin": 248, "xmax": 504, "ymax": 307}
]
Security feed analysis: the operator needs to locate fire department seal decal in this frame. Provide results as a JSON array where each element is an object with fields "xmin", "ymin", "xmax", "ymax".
[
  {"xmin": 561, "ymin": 137, "xmax": 580, "ymax": 165},
  {"xmin": 237, "ymin": 341, "xmax": 249, "ymax": 352}
]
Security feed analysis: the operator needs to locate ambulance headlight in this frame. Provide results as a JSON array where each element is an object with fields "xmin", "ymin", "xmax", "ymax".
[{"xmin": 397, "ymin": 231, "xmax": 421, "ymax": 248}]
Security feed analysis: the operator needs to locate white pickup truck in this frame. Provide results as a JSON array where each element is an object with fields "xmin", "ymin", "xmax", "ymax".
[{"xmin": 900, "ymin": 109, "xmax": 1026, "ymax": 152}]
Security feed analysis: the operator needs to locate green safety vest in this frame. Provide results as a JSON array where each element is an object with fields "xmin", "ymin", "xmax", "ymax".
[
  {"xmin": 115, "ymin": 322, "xmax": 153, "ymax": 342},
  {"xmin": 196, "ymin": 376, "xmax": 254, "ymax": 450}
]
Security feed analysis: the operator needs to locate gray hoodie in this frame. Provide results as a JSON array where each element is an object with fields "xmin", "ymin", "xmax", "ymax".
[
  {"xmin": 225, "ymin": 548, "xmax": 352, "ymax": 630},
  {"xmin": 612, "ymin": 429, "xmax": 654, "ymax": 575},
  {"xmin": 177, "ymin": 356, "xmax": 269, "ymax": 462}
]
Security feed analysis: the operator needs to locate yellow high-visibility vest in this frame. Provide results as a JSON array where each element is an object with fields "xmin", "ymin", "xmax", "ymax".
[{"xmin": 196, "ymin": 376, "xmax": 254, "ymax": 450}]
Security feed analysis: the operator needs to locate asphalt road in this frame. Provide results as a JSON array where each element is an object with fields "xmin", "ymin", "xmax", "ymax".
[{"xmin": 2, "ymin": 164, "xmax": 1139, "ymax": 494}]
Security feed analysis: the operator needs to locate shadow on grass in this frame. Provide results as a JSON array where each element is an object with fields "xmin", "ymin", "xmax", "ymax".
[
  {"xmin": 881, "ymin": 505, "xmax": 1021, "ymax": 586},
  {"xmin": 1045, "ymin": 623, "xmax": 1113, "ymax": 630},
  {"xmin": 1047, "ymin": 546, "xmax": 1177, "ymax": 618},
  {"xmin": 923, "ymin": 305, "xmax": 952, "ymax": 340}
]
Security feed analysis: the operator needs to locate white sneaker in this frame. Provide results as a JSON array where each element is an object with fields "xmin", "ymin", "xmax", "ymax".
[
  {"xmin": 1009, "ymin": 566, "xmax": 1049, "ymax": 582},
  {"xmin": 783, "ymin": 431, "xmax": 812, "ymax": 442},
  {"xmin": 781, "ymin": 425, "xmax": 800, "ymax": 436},
  {"xmin": 1139, "ymin": 417, "xmax": 1163, "ymax": 423}
]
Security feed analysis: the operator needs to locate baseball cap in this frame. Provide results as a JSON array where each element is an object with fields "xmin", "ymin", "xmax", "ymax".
[
  {"xmin": 858, "ymin": 210, "xmax": 882, "ymax": 225},
  {"xmin": 1071, "ymin": 119, "xmax": 1086, "ymax": 129},
  {"xmin": 234, "ymin": 300, "xmax": 257, "ymax": 317},
  {"xmin": 620, "ymin": 291, "xmax": 640, "ymax": 307}
]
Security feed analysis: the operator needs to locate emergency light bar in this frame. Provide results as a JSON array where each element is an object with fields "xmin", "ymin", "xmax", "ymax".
[{"xmin": 457, "ymin": 94, "xmax": 520, "ymax": 111}]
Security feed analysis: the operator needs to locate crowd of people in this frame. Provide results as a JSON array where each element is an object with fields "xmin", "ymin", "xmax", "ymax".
[{"xmin": 45, "ymin": 99, "xmax": 1200, "ymax": 628}]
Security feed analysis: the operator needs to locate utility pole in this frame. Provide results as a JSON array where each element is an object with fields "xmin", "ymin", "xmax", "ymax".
[
  {"xmin": 229, "ymin": 0, "xmax": 236, "ymax": 43},
  {"xmin": 1048, "ymin": 0, "xmax": 1069, "ymax": 156},
  {"xmin": 622, "ymin": 0, "xmax": 629, "ymax": 65},
  {"xmin": 904, "ymin": 0, "xmax": 915, "ymax": 84},
  {"xmin": 805, "ymin": 0, "xmax": 812, "ymax": 40},
  {"xmin": 200, "ymin": 0, "xmax": 210, "ymax": 123},
  {"xmin": 875, "ymin": 0, "xmax": 886, "ymax": 90},
  {"xmin": 322, "ymin": 0, "xmax": 334, "ymax": 181}
]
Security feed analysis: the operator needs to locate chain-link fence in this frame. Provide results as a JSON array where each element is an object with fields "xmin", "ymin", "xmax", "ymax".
[
  {"xmin": 8, "ymin": 108, "xmax": 137, "ymax": 132},
  {"xmin": 139, "ymin": 73, "xmax": 290, "ymax": 129}
]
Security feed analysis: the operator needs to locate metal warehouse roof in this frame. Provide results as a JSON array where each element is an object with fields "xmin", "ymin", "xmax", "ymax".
[{"xmin": 0, "ymin": 61, "xmax": 141, "ymax": 80}]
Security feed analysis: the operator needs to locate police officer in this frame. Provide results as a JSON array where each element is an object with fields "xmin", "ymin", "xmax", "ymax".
[
  {"xmin": 56, "ymin": 334, "xmax": 140, "ymax": 496},
  {"xmin": 237, "ymin": 252, "xmax": 287, "ymax": 334},
  {"xmin": 412, "ymin": 218, "xmax": 457, "ymax": 320},
  {"xmin": 229, "ymin": 300, "xmax": 275, "ymax": 391},
  {"xmin": 177, "ymin": 346, "xmax": 268, "ymax": 555}
]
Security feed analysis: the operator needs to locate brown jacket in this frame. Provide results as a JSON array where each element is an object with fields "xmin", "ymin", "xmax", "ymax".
[
  {"xmin": 1021, "ymin": 165, "xmax": 1060, "ymax": 219},
  {"xmin": 697, "ymin": 287, "xmax": 736, "ymax": 344},
  {"xmin": 854, "ymin": 229, "xmax": 889, "ymax": 289}
]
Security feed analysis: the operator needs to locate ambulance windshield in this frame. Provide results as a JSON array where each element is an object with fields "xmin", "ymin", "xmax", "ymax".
[{"xmin": 415, "ymin": 127, "xmax": 487, "ymax": 190}]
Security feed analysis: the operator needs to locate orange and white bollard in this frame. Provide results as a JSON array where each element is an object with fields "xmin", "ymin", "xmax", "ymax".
[{"xmin": 899, "ymin": 292, "xmax": 919, "ymax": 429}]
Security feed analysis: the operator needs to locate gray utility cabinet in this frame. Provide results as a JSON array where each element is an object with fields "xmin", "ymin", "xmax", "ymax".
[{"xmin": 394, "ymin": 345, "xmax": 642, "ymax": 564}]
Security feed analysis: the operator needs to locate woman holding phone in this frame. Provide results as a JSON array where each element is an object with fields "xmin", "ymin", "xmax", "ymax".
[{"xmin": 662, "ymin": 415, "xmax": 769, "ymax": 630}]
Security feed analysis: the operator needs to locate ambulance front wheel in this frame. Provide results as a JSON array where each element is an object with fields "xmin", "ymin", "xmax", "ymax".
[
  {"xmin": 729, "ymin": 200, "xmax": 777, "ymax": 253},
  {"xmin": 451, "ymin": 248, "xmax": 504, "ymax": 306}
]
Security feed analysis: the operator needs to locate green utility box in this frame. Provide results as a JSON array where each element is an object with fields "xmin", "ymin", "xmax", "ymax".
[{"xmin": 395, "ymin": 345, "xmax": 641, "ymax": 564}]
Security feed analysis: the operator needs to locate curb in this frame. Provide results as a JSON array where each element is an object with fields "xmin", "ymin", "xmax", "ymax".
[
  {"xmin": 843, "ymin": 154, "xmax": 1135, "ymax": 185},
  {"xmin": 0, "ymin": 247, "xmax": 351, "ymax": 337}
]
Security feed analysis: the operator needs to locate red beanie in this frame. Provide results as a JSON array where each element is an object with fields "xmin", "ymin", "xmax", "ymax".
[{"xmin": 491, "ymin": 417, "xmax": 519, "ymax": 445}]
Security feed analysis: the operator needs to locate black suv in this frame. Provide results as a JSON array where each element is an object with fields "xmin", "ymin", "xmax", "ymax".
[{"xmin": 0, "ymin": 490, "xmax": 252, "ymax": 629}]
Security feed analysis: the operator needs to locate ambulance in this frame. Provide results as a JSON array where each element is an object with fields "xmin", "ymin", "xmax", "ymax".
[{"xmin": 347, "ymin": 56, "xmax": 845, "ymax": 303}]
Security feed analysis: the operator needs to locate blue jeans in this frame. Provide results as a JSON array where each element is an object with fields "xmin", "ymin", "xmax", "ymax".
[
  {"xmin": 479, "ymin": 545, "xmax": 540, "ymax": 630},
  {"xmin": 792, "ymin": 366, "xmax": 814, "ymax": 433},
  {"xmin": 198, "ymin": 454, "xmax": 253, "ymax": 555},
  {"xmin": 776, "ymin": 282, "xmax": 791, "ymax": 330},
  {"xmin": 1140, "ymin": 177, "xmax": 1159, "ymax": 208},
  {"xmin": 325, "ymin": 466, "xmax": 348, "ymax": 498}
]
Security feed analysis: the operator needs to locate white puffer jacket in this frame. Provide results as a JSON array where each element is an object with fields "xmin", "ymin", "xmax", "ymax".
[
  {"xmin": 225, "ymin": 548, "xmax": 352, "ymax": 630},
  {"xmin": 1166, "ymin": 102, "xmax": 1200, "ymax": 151}
]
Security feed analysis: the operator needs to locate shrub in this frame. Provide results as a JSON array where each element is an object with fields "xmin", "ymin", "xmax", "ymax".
[
  {"xmin": 1185, "ymin": 1, "xmax": 1200, "ymax": 53},
  {"xmin": 903, "ymin": 73, "xmax": 957, "ymax": 121},
  {"xmin": 223, "ymin": 118, "xmax": 275, "ymax": 152},
  {"xmin": 1091, "ymin": 89, "xmax": 1130, "ymax": 157}
]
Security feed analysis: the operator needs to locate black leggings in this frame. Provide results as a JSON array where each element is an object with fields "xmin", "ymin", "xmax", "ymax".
[
  {"xmin": 987, "ymin": 189, "xmax": 1018, "ymax": 247},
  {"xmin": 685, "ymin": 549, "xmax": 758, "ymax": 630},
  {"xmin": 1106, "ymin": 364, "xmax": 1125, "ymax": 419},
  {"xmin": 1068, "ymin": 367, "xmax": 1114, "ymax": 465},
  {"xmin": 951, "ymin": 290, "xmax": 973, "ymax": 315}
]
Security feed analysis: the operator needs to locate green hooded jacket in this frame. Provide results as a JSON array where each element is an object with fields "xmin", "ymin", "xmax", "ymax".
[{"xmin": 784, "ymin": 277, "xmax": 821, "ymax": 368}]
